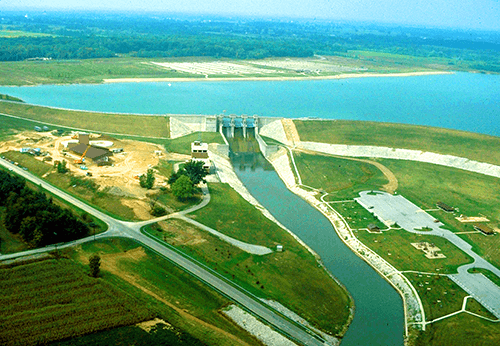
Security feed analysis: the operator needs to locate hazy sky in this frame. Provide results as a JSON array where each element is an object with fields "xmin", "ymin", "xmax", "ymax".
[{"xmin": 3, "ymin": 0, "xmax": 500, "ymax": 31}]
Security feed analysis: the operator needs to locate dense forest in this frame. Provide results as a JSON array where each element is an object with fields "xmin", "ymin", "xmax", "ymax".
[
  {"xmin": 0, "ymin": 11, "xmax": 499, "ymax": 72},
  {"xmin": 0, "ymin": 170, "xmax": 89, "ymax": 248}
]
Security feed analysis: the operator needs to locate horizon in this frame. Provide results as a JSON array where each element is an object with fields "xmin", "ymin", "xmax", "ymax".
[{"xmin": 2, "ymin": 0, "xmax": 500, "ymax": 32}]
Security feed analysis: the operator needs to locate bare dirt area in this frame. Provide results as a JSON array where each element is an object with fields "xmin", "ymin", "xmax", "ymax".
[
  {"xmin": 0, "ymin": 131, "xmax": 193, "ymax": 219},
  {"xmin": 157, "ymin": 219, "xmax": 208, "ymax": 246},
  {"xmin": 456, "ymin": 216, "xmax": 490, "ymax": 223},
  {"xmin": 411, "ymin": 242, "xmax": 446, "ymax": 259}
]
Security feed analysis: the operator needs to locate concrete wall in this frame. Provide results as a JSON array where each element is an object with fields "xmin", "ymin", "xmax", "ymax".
[{"xmin": 255, "ymin": 132, "xmax": 279, "ymax": 158}]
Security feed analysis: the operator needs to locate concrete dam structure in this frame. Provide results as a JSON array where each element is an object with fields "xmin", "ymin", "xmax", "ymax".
[{"xmin": 170, "ymin": 114, "xmax": 279, "ymax": 139}]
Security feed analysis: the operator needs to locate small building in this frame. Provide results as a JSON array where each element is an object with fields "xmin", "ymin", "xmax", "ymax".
[
  {"xmin": 34, "ymin": 126, "xmax": 42, "ymax": 132},
  {"xmin": 20, "ymin": 148, "xmax": 30, "ymax": 153},
  {"xmin": 437, "ymin": 202, "xmax": 455, "ymax": 213},
  {"xmin": 68, "ymin": 143, "xmax": 112, "ymax": 163},
  {"xmin": 42, "ymin": 126, "xmax": 49, "ymax": 131},
  {"xmin": 191, "ymin": 141, "xmax": 211, "ymax": 170},
  {"xmin": 112, "ymin": 148, "xmax": 124, "ymax": 153},
  {"xmin": 367, "ymin": 224, "xmax": 381, "ymax": 232},
  {"xmin": 474, "ymin": 224, "xmax": 495, "ymax": 235},
  {"xmin": 276, "ymin": 245, "xmax": 283, "ymax": 252}
]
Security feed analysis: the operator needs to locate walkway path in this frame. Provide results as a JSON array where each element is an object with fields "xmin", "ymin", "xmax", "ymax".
[{"xmin": 0, "ymin": 158, "xmax": 326, "ymax": 346}]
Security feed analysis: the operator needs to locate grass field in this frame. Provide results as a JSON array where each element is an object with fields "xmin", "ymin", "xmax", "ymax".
[
  {"xmin": 0, "ymin": 58, "xmax": 206, "ymax": 86},
  {"xmin": 294, "ymin": 120, "xmax": 500, "ymax": 166},
  {"xmin": 0, "ymin": 257, "xmax": 154, "ymax": 346},
  {"xmin": 152, "ymin": 182, "xmax": 352, "ymax": 336},
  {"xmin": 355, "ymin": 228, "xmax": 473, "ymax": 273},
  {"xmin": 0, "ymin": 102, "xmax": 171, "ymax": 138},
  {"xmin": 66, "ymin": 238, "xmax": 261, "ymax": 346},
  {"xmin": 405, "ymin": 272, "xmax": 495, "ymax": 321},
  {"xmin": 293, "ymin": 151, "xmax": 388, "ymax": 198}
]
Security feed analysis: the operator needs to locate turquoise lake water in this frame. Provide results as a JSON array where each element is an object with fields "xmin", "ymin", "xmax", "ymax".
[{"xmin": 1, "ymin": 72, "xmax": 499, "ymax": 136}]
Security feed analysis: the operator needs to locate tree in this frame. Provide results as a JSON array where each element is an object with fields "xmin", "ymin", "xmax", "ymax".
[
  {"xmin": 183, "ymin": 160, "xmax": 208, "ymax": 185},
  {"xmin": 171, "ymin": 175, "xmax": 194, "ymax": 200},
  {"xmin": 89, "ymin": 254, "xmax": 101, "ymax": 278},
  {"xmin": 140, "ymin": 169, "xmax": 155, "ymax": 189},
  {"xmin": 56, "ymin": 160, "xmax": 68, "ymax": 174},
  {"xmin": 169, "ymin": 160, "xmax": 208, "ymax": 186}
]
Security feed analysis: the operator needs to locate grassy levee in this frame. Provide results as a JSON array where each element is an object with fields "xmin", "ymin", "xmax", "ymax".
[
  {"xmin": 0, "ymin": 93, "xmax": 23, "ymax": 102},
  {"xmin": 0, "ymin": 113, "xmax": 52, "ymax": 141},
  {"xmin": 150, "ymin": 182, "xmax": 352, "ymax": 336},
  {"xmin": 294, "ymin": 119, "xmax": 500, "ymax": 166},
  {"xmin": 0, "ymin": 101, "xmax": 171, "ymax": 138},
  {"xmin": 65, "ymin": 238, "xmax": 261, "ymax": 346},
  {"xmin": 0, "ymin": 257, "xmax": 154, "ymax": 346}
]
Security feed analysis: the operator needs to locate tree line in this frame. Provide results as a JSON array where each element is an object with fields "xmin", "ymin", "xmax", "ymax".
[{"xmin": 0, "ymin": 170, "xmax": 89, "ymax": 248}]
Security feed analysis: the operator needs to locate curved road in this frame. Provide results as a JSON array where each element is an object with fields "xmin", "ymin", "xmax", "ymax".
[{"xmin": 0, "ymin": 158, "xmax": 327, "ymax": 346}]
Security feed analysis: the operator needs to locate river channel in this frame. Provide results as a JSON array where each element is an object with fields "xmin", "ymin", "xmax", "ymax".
[{"xmin": 230, "ymin": 151, "xmax": 404, "ymax": 346}]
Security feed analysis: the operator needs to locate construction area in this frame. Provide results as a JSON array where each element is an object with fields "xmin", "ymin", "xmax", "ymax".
[{"xmin": 0, "ymin": 129, "xmax": 190, "ymax": 201}]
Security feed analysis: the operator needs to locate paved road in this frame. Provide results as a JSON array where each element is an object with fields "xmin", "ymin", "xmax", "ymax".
[
  {"xmin": 0, "ymin": 158, "xmax": 327, "ymax": 346},
  {"xmin": 356, "ymin": 190, "xmax": 500, "ymax": 318}
]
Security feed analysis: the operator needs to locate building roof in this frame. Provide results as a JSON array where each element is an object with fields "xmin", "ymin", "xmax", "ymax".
[
  {"xmin": 437, "ymin": 202, "xmax": 455, "ymax": 212},
  {"xmin": 191, "ymin": 141, "xmax": 208, "ymax": 152},
  {"xmin": 69, "ymin": 143, "xmax": 112, "ymax": 160},
  {"xmin": 474, "ymin": 224, "xmax": 494, "ymax": 235}
]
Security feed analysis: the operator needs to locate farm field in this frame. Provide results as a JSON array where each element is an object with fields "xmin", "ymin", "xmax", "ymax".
[
  {"xmin": 294, "ymin": 119, "xmax": 500, "ymax": 166},
  {"xmin": 67, "ymin": 238, "xmax": 261, "ymax": 346},
  {"xmin": 0, "ymin": 257, "xmax": 153, "ymax": 346},
  {"xmin": 149, "ymin": 182, "xmax": 352, "ymax": 336}
]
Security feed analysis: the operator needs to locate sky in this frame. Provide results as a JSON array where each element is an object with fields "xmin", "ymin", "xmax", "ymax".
[{"xmin": 2, "ymin": 0, "xmax": 500, "ymax": 31}]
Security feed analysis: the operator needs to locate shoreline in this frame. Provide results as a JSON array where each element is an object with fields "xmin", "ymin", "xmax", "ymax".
[{"xmin": 102, "ymin": 71, "xmax": 453, "ymax": 84}]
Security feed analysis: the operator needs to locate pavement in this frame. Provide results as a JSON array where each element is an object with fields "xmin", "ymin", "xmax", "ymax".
[
  {"xmin": 355, "ymin": 190, "xmax": 500, "ymax": 318},
  {"xmin": 0, "ymin": 157, "xmax": 329, "ymax": 346}
]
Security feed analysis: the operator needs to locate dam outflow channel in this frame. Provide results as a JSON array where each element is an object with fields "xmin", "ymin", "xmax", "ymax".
[{"xmin": 230, "ymin": 150, "xmax": 404, "ymax": 345}]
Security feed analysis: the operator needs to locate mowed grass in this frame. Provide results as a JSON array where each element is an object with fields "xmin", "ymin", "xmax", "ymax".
[
  {"xmin": 159, "ymin": 182, "xmax": 352, "ymax": 335},
  {"xmin": 69, "ymin": 238, "xmax": 260, "ymax": 346},
  {"xmin": 294, "ymin": 119, "xmax": 500, "ymax": 166},
  {"xmin": 0, "ymin": 114, "xmax": 52, "ymax": 141},
  {"xmin": 293, "ymin": 151, "xmax": 387, "ymax": 197},
  {"xmin": 2, "ymin": 151, "xmax": 53, "ymax": 176},
  {"xmin": 355, "ymin": 228, "xmax": 473, "ymax": 274},
  {"xmin": 0, "ymin": 102, "xmax": 171, "ymax": 138},
  {"xmin": 405, "ymin": 272, "xmax": 495, "ymax": 321},
  {"xmin": 0, "ymin": 258, "xmax": 153, "ymax": 346},
  {"xmin": 415, "ymin": 313, "xmax": 500, "ymax": 346}
]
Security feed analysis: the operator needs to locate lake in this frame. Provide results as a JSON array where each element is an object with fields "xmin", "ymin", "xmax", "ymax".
[{"xmin": 1, "ymin": 72, "xmax": 499, "ymax": 137}]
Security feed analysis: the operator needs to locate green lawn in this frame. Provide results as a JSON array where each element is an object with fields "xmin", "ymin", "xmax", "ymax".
[
  {"xmin": 355, "ymin": 228, "xmax": 473, "ymax": 274},
  {"xmin": 293, "ymin": 151, "xmax": 388, "ymax": 197},
  {"xmin": 294, "ymin": 119, "xmax": 500, "ymax": 166},
  {"xmin": 156, "ymin": 182, "xmax": 352, "ymax": 336},
  {"xmin": 405, "ymin": 272, "xmax": 494, "ymax": 321}
]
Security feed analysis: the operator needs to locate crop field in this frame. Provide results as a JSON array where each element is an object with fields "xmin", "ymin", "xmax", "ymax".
[
  {"xmin": 0, "ymin": 258, "xmax": 153, "ymax": 346},
  {"xmin": 294, "ymin": 119, "xmax": 500, "ymax": 166}
]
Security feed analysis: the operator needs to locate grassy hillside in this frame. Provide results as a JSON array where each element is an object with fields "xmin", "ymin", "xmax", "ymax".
[{"xmin": 294, "ymin": 119, "xmax": 500, "ymax": 166}]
